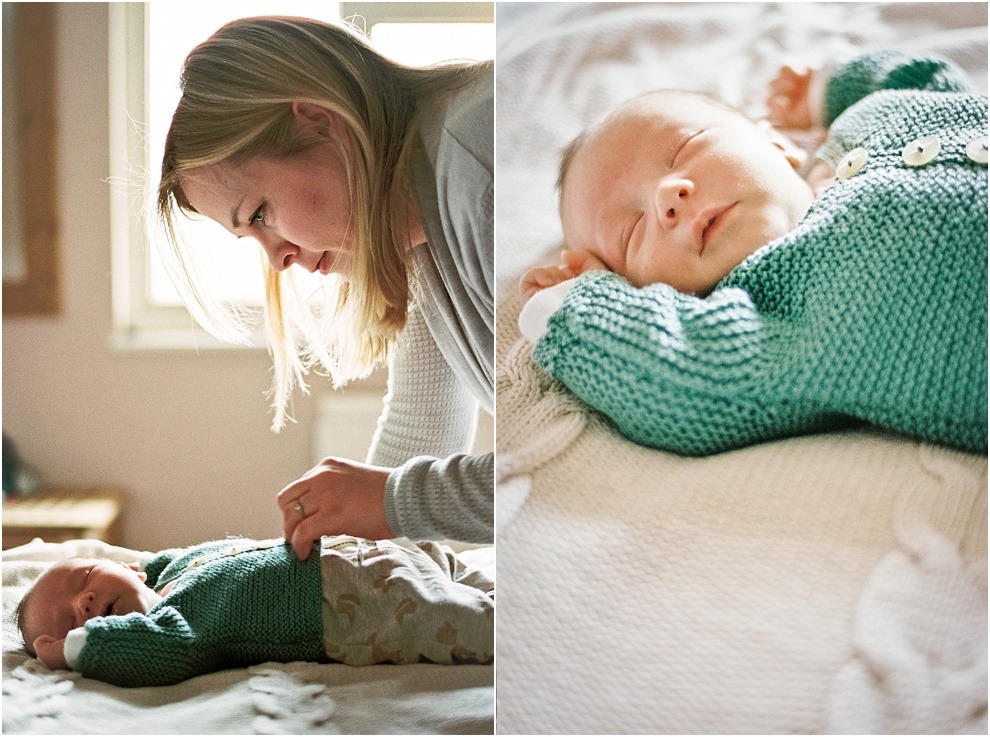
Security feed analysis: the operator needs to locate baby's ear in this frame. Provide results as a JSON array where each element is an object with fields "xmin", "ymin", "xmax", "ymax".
[
  {"xmin": 122, "ymin": 561, "xmax": 147, "ymax": 581},
  {"xmin": 756, "ymin": 119, "xmax": 807, "ymax": 170}
]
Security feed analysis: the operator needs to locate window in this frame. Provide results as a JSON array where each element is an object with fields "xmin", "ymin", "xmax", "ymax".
[{"xmin": 109, "ymin": 2, "xmax": 493, "ymax": 349}]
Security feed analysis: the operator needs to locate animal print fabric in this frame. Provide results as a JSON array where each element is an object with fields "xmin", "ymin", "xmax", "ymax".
[{"xmin": 318, "ymin": 536, "xmax": 494, "ymax": 666}]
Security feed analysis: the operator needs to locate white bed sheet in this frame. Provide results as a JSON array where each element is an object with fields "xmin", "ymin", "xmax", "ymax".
[
  {"xmin": 494, "ymin": 3, "xmax": 988, "ymax": 734},
  {"xmin": 2, "ymin": 538, "xmax": 493, "ymax": 735}
]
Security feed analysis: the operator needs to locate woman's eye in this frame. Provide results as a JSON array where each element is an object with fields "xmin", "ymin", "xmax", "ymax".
[{"xmin": 249, "ymin": 206, "xmax": 266, "ymax": 225}]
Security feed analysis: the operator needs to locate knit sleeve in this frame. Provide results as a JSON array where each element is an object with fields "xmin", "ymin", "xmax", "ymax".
[
  {"xmin": 140, "ymin": 548, "xmax": 185, "ymax": 588},
  {"xmin": 368, "ymin": 302, "xmax": 493, "ymax": 543},
  {"xmin": 824, "ymin": 50, "xmax": 972, "ymax": 126},
  {"xmin": 532, "ymin": 271, "xmax": 796, "ymax": 456},
  {"xmin": 74, "ymin": 608, "xmax": 202, "ymax": 687},
  {"xmin": 384, "ymin": 453, "xmax": 493, "ymax": 544}
]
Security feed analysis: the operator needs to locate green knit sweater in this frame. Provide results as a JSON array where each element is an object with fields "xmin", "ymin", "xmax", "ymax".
[
  {"xmin": 533, "ymin": 51, "xmax": 988, "ymax": 456},
  {"xmin": 73, "ymin": 538, "xmax": 326, "ymax": 687}
]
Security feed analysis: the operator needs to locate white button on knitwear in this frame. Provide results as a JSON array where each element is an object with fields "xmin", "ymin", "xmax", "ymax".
[
  {"xmin": 902, "ymin": 136, "xmax": 941, "ymax": 166},
  {"xmin": 965, "ymin": 136, "xmax": 988, "ymax": 164},
  {"xmin": 836, "ymin": 147, "xmax": 869, "ymax": 179}
]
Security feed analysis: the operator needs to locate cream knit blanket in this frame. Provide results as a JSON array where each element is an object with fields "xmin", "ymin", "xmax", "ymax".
[{"xmin": 498, "ymin": 310, "xmax": 986, "ymax": 732}]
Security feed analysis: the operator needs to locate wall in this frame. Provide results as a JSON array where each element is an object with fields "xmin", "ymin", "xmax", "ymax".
[{"xmin": 1, "ymin": 3, "xmax": 395, "ymax": 551}]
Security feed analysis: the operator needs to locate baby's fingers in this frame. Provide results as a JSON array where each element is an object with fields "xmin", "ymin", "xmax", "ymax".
[
  {"xmin": 520, "ymin": 265, "xmax": 574, "ymax": 301},
  {"xmin": 562, "ymin": 249, "xmax": 609, "ymax": 274},
  {"xmin": 772, "ymin": 65, "xmax": 807, "ymax": 87}
]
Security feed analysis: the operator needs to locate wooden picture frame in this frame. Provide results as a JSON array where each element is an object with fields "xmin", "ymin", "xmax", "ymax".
[{"xmin": 2, "ymin": 3, "xmax": 61, "ymax": 315}]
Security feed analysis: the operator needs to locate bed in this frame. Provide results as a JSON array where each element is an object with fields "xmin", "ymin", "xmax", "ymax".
[
  {"xmin": 2, "ymin": 537, "xmax": 493, "ymax": 734},
  {"xmin": 494, "ymin": 3, "xmax": 987, "ymax": 734}
]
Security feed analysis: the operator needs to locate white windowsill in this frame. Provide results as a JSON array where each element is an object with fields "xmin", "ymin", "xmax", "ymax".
[{"xmin": 110, "ymin": 326, "xmax": 268, "ymax": 353}]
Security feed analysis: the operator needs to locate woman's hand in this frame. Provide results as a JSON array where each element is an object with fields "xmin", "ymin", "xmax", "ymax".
[
  {"xmin": 277, "ymin": 457, "xmax": 395, "ymax": 560},
  {"xmin": 767, "ymin": 65, "xmax": 816, "ymax": 130},
  {"xmin": 519, "ymin": 249, "xmax": 609, "ymax": 302}
]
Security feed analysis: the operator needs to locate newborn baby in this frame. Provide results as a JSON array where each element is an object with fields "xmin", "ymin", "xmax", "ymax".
[
  {"xmin": 520, "ymin": 51, "xmax": 987, "ymax": 455},
  {"xmin": 18, "ymin": 536, "xmax": 494, "ymax": 687}
]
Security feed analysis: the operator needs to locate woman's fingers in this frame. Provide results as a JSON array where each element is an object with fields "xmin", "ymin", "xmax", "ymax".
[
  {"xmin": 286, "ymin": 524, "xmax": 322, "ymax": 560},
  {"xmin": 274, "ymin": 457, "xmax": 394, "ymax": 558},
  {"xmin": 277, "ymin": 478, "xmax": 307, "ymax": 540},
  {"xmin": 289, "ymin": 515, "xmax": 324, "ymax": 560},
  {"xmin": 280, "ymin": 492, "xmax": 307, "ymax": 541},
  {"xmin": 276, "ymin": 474, "xmax": 305, "ymax": 509}
]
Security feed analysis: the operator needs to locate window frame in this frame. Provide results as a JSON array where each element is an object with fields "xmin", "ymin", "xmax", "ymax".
[{"xmin": 108, "ymin": 2, "xmax": 493, "ymax": 351}]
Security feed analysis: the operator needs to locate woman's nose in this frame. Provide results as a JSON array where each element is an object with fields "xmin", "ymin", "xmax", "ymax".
[
  {"xmin": 256, "ymin": 232, "xmax": 300, "ymax": 272},
  {"xmin": 654, "ymin": 177, "xmax": 694, "ymax": 229}
]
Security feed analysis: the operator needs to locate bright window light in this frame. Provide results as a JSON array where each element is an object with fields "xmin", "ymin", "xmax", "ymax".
[{"xmin": 370, "ymin": 23, "xmax": 494, "ymax": 67}]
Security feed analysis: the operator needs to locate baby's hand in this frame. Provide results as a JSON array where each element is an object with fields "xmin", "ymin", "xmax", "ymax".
[
  {"xmin": 519, "ymin": 250, "xmax": 610, "ymax": 303},
  {"xmin": 520, "ymin": 264, "xmax": 577, "ymax": 303},
  {"xmin": 767, "ymin": 65, "xmax": 815, "ymax": 130},
  {"xmin": 561, "ymin": 249, "xmax": 609, "ymax": 276},
  {"xmin": 33, "ymin": 635, "xmax": 70, "ymax": 671}
]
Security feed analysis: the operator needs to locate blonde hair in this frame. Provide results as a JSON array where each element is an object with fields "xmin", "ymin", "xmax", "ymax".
[{"xmin": 157, "ymin": 16, "xmax": 486, "ymax": 430}]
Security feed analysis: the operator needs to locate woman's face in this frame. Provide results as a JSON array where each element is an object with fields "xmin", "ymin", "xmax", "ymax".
[{"xmin": 181, "ymin": 138, "xmax": 354, "ymax": 277}]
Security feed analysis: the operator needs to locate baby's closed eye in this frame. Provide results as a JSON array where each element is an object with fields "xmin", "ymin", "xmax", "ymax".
[
  {"xmin": 670, "ymin": 129, "xmax": 703, "ymax": 166},
  {"xmin": 622, "ymin": 213, "xmax": 644, "ymax": 256}
]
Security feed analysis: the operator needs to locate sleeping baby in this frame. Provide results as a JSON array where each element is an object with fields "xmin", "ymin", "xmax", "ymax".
[
  {"xmin": 17, "ymin": 535, "xmax": 493, "ymax": 687},
  {"xmin": 519, "ymin": 50, "xmax": 987, "ymax": 456}
]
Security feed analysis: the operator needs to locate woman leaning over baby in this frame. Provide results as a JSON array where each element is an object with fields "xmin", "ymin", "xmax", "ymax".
[{"xmin": 157, "ymin": 16, "xmax": 494, "ymax": 556}]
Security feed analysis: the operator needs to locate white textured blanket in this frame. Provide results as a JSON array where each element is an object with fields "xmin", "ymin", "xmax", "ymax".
[
  {"xmin": 2, "ymin": 538, "xmax": 493, "ymax": 734},
  {"xmin": 494, "ymin": 3, "xmax": 988, "ymax": 733}
]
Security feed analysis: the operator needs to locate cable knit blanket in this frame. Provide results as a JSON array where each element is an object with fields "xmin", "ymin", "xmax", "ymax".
[
  {"xmin": 2, "ymin": 538, "xmax": 493, "ymax": 734},
  {"xmin": 494, "ymin": 3, "xmax": 987, "ymax": 733}
]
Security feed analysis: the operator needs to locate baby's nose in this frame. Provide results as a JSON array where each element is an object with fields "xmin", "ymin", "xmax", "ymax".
[
  {"xmin": 655, "ymin": 178, "xmax": 694, "ymax": 228},
  {"xmin": 74, "ymin": 591, "xmax": 96, "ymax": 620}
]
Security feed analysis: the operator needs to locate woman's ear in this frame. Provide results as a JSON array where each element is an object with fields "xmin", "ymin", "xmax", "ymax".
[
  {"xmin": 757, "ymin": 119, "xmax": 807, "ymax": 171},
  {"xmin": 291, "ymin": 101, "xmax": 346, "ymax": 140}
]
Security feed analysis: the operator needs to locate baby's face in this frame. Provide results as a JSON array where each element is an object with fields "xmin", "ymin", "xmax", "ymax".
[
  {"xmin": 21, "ymin": 558, "xmax": 161, "ymax": 651},
  {"xmin": 560, "ymin": 92, "xmax": 814, "ymax": 295}
]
